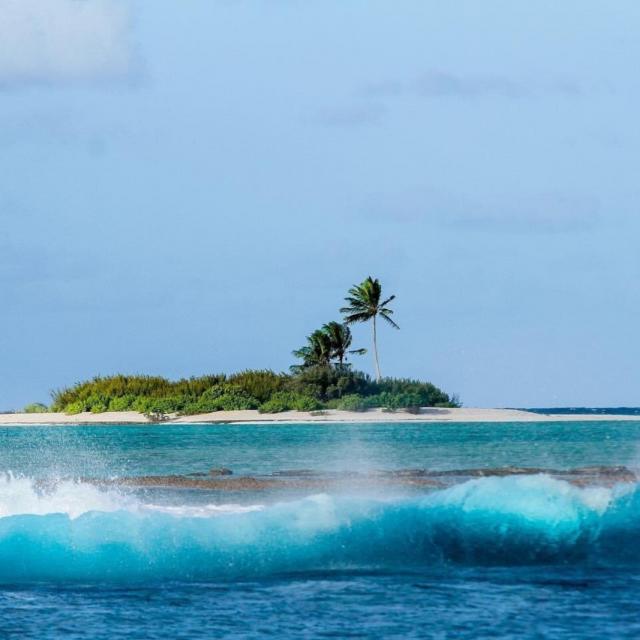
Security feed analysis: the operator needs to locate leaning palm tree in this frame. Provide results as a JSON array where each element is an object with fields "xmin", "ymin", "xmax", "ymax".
[
  {"xmin": 292, "ymin": 329, "xmax": 333, "ymax": 370},
  {"xmin": 340, "ymin": 277, "xmax": 398, "ymax": 381},
  {"xmin": 322, "ymin": 321, "xmax": 366, "ymax": 366}
]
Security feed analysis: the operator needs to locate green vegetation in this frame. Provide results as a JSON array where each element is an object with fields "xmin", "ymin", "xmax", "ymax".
[
  {"xmin": 23, "ymin": 402, "xmax": 48, "ymax": 414},
  {"xmin": 292, "ymin": 322, "xmax": 366, "ymax": 371},
  {"xmin": 258, "ymin": 391, "xmax": 322, "ymax": 414},
  {"xmin": 45, "ymin": 276, "xmax": 460, "ymax": 417},
  {"xmin": 49, "ymin": 369, "xmax": 458, "ymax": 416},
  {"xmin": 180, "ymin": 385, "xmax": 260, "ymax": 415},
  {"xmin": 333, "ymin": 394, "xmax": 369, "ymax": 412},
  {"xmin": 227, "ymin": 370, "xmax": 287, "ymax": 402}
]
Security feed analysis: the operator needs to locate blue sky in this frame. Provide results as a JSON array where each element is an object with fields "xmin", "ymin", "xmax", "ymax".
[{"xmin": 1, "ymin": 0, "xmax": 640, "ymax": 409}]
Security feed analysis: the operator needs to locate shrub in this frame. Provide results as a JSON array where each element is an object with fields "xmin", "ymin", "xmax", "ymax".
[
  {"xmin": 214, "ymin": 392, "xmax": 259, "ymax": 411},
  {"xmin": 23, "ymin": 403, "xmax": 48, "ymax": 413},
  {"xmin": 227, "ymin": 370, "xmax": 286, "ymax": 403},
  {"xmin": 51, "ymin": 374, "xmax": 226, "ymax": 412},
  {"xmin": 180, "ymin": 400, "xmax": 215, "ymax": 415},
  {"xmin": 180, "ymin": 386, "xmax": 259, "ymax": 415},
  {"xmin": 370, "ymin": 378, "xmax": 453, "ymax": 407},
  {"xmin": 84, "ymin": 394, "xmax": 110, "ymax": 413},
  {"xmin": 133, "ymin": 396, "xmax": 187, "ymax": 415},
  {"xmin": 65, "ymin": 401, "xmax": 85, "ymax": 415},
  {"xmin": 201, "ymin": 385, "xmax": 259, "ymax": 410},
  {"xmin": 365, "ymin": 391, "xmax": 424, "ymax": 411},
  {"xmin": 198, "ymin": 384, "xmax": 255, "ymax": 402},
  {"xmin": 108, "ymin": 395, "xmax": 136, "ymax": 411},
  {"xmin": 259, "ymin": 392, "xmax": 322, "ymax": 413},
  {"xmin": 49, "ymin": 370, "xmax": 459, "ymax": 414},
  {"xmin": 336, "ymin": 394, "xmax": 368, "ymax": 412},
  {"xmin": 292, "ymin": 395, "xmax": 323, "ymax": 411},
  {"xmin": 286, "ymin": 366, "xmax": 372, "ymax": 400},
  {"xmin": 258, "ymin": 395, "xmax": 288, "ymax": 414},
  {"xmin": 199, "ymin": 386, "xmax": 225, "ymax": 401}
]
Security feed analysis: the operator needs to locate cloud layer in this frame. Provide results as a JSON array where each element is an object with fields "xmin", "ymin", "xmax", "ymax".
[
  {"xmin": 365, "ymin": 71, "xmax": 584, "ymax": 100},
  {"xmin": 0, "ymin": 0, "xmax": 133, "ymax": 86},
  {"xmin": 367, "ymin": 190, "xmax": 601, "ymax": 234}
]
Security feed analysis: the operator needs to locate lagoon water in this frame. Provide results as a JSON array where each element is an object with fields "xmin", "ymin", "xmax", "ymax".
[{"xmin": 1, "ymin": 421, "xmax": 640, "ymax": 639}]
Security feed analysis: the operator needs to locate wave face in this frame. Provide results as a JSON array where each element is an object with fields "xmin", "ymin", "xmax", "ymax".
[{"xmin": 0, "ymin": 474, "xmax": 639, "ymax": 581}]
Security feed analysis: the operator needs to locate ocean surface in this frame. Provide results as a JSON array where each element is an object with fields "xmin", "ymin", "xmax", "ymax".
[
  {"xmin": 523, "ymin": 407, "xmax": 640, "ymax": 416},
  {"xmin": 1, "ymin": 421, "xmax": 640, "ymax": 639}
]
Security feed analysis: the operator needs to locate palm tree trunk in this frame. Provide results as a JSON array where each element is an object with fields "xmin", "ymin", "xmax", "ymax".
[{"xmin": 372, "ymin": 316, "xmax": 381, "ymax": 381}]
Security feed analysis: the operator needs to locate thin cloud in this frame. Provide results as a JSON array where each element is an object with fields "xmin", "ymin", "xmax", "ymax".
[
  {"xmin": 312, "ymin": 104, "xmax": 386, "ymax": 127},
  {"xmin": 416, "ymin": 71, "xmax": 526, "ymax": 98},
  {"xmin": 366, "ymin": 190, "xmax": 601, "ymax": 234},
  {"xmin": 0, "ymin": 0, "xmax": 135, "ymax": 87},
  {"xmin": 365, "ymin": 70, "xmax": 584, "ymax": 100},
  {"xmin": 322, "ymin": 70, "xmax": 585, "ymax": 129}
]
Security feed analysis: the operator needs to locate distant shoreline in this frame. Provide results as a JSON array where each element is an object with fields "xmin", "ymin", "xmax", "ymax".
[{"xmin": 1, "ymin": 407, "xmax": 640, "ymax": 425}]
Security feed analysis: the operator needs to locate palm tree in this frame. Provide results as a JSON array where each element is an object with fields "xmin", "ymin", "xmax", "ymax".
[
  {"xmin": 322, "ymin": 321, "xmax": 366, "ymax": 366},
  {"xmin": 340, "ymin": 277, "xmax": 398, "ymax": 381},
  {"xmin": 292, "ymin": 329, "xmax": 333, "ymax": 370}
]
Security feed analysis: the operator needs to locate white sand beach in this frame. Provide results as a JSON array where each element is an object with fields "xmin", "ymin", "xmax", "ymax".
[{"xmin": 0, "ymin": 408, "xmax": 638, "ymax": 425}]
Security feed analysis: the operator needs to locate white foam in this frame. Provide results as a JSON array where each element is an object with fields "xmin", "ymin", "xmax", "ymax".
[
  {"xmin": 0, "ymin": 473, "xmax": 266, "ymax": 520},
  {"xmin": 0, "ymin": 473, "xmax": 134, "ymax": 519},
  {"xmin": 141, "ymin": 503, "xmax": 264, "ymax": 517}
]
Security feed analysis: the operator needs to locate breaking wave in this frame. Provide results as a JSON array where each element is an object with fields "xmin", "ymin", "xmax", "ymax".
[{"xmin": 0, "ymin": 473, "xmax": 638, "ymax": 581}]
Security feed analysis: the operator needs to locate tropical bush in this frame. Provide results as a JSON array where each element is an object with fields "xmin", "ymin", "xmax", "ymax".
[
  {"xmin": 370, "ymin": 378, "xmax": 455, "ymax": 407},
  {"xmin": 65, "ymin": 401, "xmax": 85, "ymax": 415},
  {"xmin": 133, "ymin": 396, "xmax": 189, "ymax": 415},
  {"xmin": 335, "ymin": 394, "xmax": 369, "ymax": 412},
  {"xmin": 259, "ymin": 392, "xmax": 321, "ymax": 414},
  {"xmin": 227, "ymin": 370, "xmax": 286, "ymax": 403},
  {"xmin": 51, "ymin": 374, "xmax": 225, "ymax": 412},
  {"xmin": 84, "ymin": 394, "xmax": 110, "ymax": 413},
  {"xmin": 108, "ymin": 395, "xmax": 137, "ymax": 411},
  {"xmin": 212, "ymin": 391, "xmax": 259, "ymax": 411},
  {"xmin": 23, "ymin": 403, "xmax": 48, "ymax": 413},
  {"xmin": 365, "ymin": 391, "xmax": 424, "ymax": 411},
  {"xmin": 286, "ymin": 366, "xmax": 371, "ymax": 400},
  {"xmin": 50, "ymin": 369, "xmax": 458, "ymax": 416},
  {"xmin": 181, "ymin": 386, "xmax": 259, "ymax": 414}
]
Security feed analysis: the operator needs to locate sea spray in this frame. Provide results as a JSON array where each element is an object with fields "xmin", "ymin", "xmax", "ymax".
[
  {"xmin": 0, "ymin": 473, "xmax": 135, "ymax": 518},
  {"xmin": 0, "ymin": 474, "xmax": 638, "ymax": 582}
]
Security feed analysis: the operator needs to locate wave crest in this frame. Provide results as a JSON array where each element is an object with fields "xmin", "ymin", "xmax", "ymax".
[{"xmin": 0, "ymin": 474, "xmax": 638, "ymax": 581}]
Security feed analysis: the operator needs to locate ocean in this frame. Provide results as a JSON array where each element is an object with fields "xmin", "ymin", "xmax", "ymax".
[{"xmin": 1, "ymin": 421, "xmax": 639, "ymax": 639}]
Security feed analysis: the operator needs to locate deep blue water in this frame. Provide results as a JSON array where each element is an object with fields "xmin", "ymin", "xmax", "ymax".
[{"xmin": 1, "ymin": 421, "xmax": 639, "ymax": 639}]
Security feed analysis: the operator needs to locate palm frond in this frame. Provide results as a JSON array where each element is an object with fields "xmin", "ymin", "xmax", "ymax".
[
  {"xmin": 343, "ymin": 312, "xmax": 372, "ymax": 324},
  {"xmin": 379, "ymin": 310, "xmax": 400, "ymax": 329},
  {"xmin": 341, "ymin": 297, "xmax": 369, "ymax": 309}
]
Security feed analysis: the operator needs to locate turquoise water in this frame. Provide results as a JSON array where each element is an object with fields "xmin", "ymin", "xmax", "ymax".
[
  {"xmin": 1, "ymin": 421, "xmax": 639, "ymax": 638},
  {"xmin": 2, "ymin": 421, "xmax": 639, "ymax": 477}
]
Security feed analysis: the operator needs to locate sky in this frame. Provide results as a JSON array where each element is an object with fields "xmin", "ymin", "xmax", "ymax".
[{"xmin": 1, "ymin": 0, "xmax": 640, "ymax": 409}]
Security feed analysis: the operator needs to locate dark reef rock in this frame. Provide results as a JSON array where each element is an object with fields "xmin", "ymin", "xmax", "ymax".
[{"xmin": 92, "ymin": 465, "xmax": 637, "ymax": 493}]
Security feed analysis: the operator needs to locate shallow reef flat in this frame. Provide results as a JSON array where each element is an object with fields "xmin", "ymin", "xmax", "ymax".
[{"xmin": 90, "ymin": 465, "xmax": 638, "ymax": 493}]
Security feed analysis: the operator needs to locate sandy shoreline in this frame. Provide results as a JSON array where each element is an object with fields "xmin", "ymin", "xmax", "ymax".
[{"xmin": 0, "ymin": 407, "xmax": 638, "ymax": 425}]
